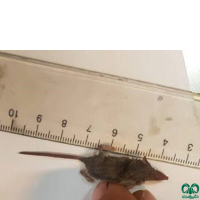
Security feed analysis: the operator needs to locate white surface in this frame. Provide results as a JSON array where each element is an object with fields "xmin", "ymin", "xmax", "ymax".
[
  {"xmin": 0, "ymin": 51, "xmax": 199, "ymax": 200},
  {"xmin": 183, "ymin": 50, "xmax": 200, "ymax": 93}
]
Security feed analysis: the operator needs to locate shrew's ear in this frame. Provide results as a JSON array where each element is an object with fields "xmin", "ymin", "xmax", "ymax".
[{"xmin": 142, "ymin": 156, "xmax": 151, "ymax": 166}]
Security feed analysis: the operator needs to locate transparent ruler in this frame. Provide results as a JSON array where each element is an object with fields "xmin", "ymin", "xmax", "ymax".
[{"xmin": 0, "ymin": 52, "xmax": 200, "ymax": 169}]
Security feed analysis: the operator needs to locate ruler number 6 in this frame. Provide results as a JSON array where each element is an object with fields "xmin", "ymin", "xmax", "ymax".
[
  {"xmin": 8, "ymin": 109, "xmax": 18, "ymax": 118},
  {"xmin": 112, "ymin": 129, "xmax": 118, "ymax": 137}
]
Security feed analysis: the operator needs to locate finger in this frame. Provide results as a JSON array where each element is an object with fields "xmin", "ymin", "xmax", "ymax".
[
  {"xmin": 133, "ymin": 190, "xmax": 157, "ymax": 200},
  {"xmin": 99, "ymin": 183, "xmax": 136, "ymax": 200},
  {"xmin": 92, "ymin": 182, "xmax": 108, "ymax": 200}
]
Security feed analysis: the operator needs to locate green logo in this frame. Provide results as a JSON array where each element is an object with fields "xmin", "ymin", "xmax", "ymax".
[{"xmin": 182, "ymin": 183, "xmax": 199, "ymax": 199}]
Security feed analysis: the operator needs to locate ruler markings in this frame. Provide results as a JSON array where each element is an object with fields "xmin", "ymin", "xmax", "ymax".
[
  {"xmin": 186, "ymin": 153, "xmax": 189, "ymax": 164},
  {"xmin": 173, "ymin": 154, "xmax": 176, "ymax": 161},
  {"xmin": 148, "ymin": 149, "xmax": 151, "ymax": 157},
  {"xmin": 111, "ymin": 139, "xmax": 114, "ymax": 146},
  {"xmin": 60, "ymin": 130, "xmax": 64, "ymax": 141},
  {"xmin": 98, "ymin": 139, "xmax": 100, "ymax": 147},
  {"xmin": 22, "ymin": 125, "xmax": 26, "ymax": 134},
  {"xmin": 10, "ymin": 120, "xmax": 14, "ymax": 131},
  {"xmin": 85, "ymin": 134, "xmax": 89, "ymax": 145},
  {"xmin": 0, "ymin": 123, "xmax": 200, "ymax": 169},
  {"xmin": 48, "ymin": 131, "xmax": 50, "ymax": 139},
  {"xmin": 36, "ymin": 125, "xmax": 39, "ymax": 134},
  {"xmin": 135, "ymin": 144, "xmax": 139, "ymax": 155},
  {"xmin": 1, "ymin": 124, "xmax": 200, "ymax": 169},
  {"xmin": 73, "ymin": 135, "xmax": 75, "ymax": 143},
  {"xmin": 161, "ymin": 149, "xmax": 165, "ymax": 158}
]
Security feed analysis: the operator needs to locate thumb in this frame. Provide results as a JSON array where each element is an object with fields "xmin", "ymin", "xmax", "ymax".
[{"xmin": 133, "ymin": 190, "xmax": 157, "ymax": 200}]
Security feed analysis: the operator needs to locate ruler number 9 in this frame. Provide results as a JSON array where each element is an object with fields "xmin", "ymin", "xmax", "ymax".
[
  {"xmin": 37, "ymin": 115, "xmax": 42, "ymax": 123},
  {"xmin": 62, "ymin": 119, "xmax": 67, "ymax": 127},
  {"xmin": 8, "ymin": 109, "xmax": 18, "ymax": 118}
]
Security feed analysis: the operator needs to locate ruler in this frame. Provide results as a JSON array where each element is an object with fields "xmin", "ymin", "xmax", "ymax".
[{"xmin": 0, "ymin": 52, "xmax": 200, "ymax": 169}]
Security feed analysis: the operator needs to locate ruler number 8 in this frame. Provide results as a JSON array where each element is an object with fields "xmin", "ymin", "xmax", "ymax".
[
  {"xmin": 62, "ymin": 119, "xmax": 67, "ymax": 127},
  {"xmin": 8, "ymin": 109, "xmax": 18, "ymax": 118}
]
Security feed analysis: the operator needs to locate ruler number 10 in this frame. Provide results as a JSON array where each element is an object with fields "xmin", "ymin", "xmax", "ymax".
[{"xmin": 9, "ymin": 109, "xmax": 18, "ymax": 118}]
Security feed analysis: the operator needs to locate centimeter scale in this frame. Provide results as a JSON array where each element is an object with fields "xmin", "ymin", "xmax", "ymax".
[{"xmin": 0, "ymin": 52, "xmax": 200, "ymax": 169}]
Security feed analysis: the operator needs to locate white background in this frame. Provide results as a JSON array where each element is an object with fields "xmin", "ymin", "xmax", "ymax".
[{"xmin": 0, "ymin": 50, "xmax": 199, "ymax": 200}]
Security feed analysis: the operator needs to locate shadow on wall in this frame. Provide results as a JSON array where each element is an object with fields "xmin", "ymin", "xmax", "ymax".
[{"xmin": 21, "ymin": 169, "xmax": 96, "ymax": 200}]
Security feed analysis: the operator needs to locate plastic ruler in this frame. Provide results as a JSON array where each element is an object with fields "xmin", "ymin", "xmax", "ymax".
[{"xmin": 0, "ymin": 52, "xmax": 200, "ymax": 169}]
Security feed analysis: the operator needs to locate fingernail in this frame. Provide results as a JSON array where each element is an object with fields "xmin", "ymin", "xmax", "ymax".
[
  {"xmin": 140, "ymin": 190, "xmax": 156, "ymax": 200},
  {"xmin": 133, "ymin": 190, "xmax": 143, "ymax": 200}
]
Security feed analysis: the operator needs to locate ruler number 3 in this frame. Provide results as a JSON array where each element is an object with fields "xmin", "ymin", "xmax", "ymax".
[{"xmin": 188, "ymin": 144, "xmax": 193, "ymax": 151}]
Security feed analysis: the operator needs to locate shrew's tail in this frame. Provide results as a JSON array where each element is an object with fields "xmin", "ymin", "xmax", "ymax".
[{"xmin": 19, "ymin": 151, "xmax": 83, "ymax": 160}]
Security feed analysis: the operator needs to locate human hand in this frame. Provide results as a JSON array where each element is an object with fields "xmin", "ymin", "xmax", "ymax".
[{"xmin": 92, "ymin": 182, "xmax": 156, "ymax": 200}]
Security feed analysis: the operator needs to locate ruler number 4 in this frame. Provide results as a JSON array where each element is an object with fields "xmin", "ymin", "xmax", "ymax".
[
  {"xmin": 62, "ymin": 119, "xmax": 67, "ymax": 127},
  {"xmin": 163, "ymin": 139, "xmax": 168, "ymax": 146}
]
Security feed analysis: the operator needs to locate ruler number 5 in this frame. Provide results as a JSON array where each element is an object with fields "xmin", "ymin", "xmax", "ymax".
[{"xmin": 138, "ymin": 134, "xmax": 143, "ymax": 142}]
